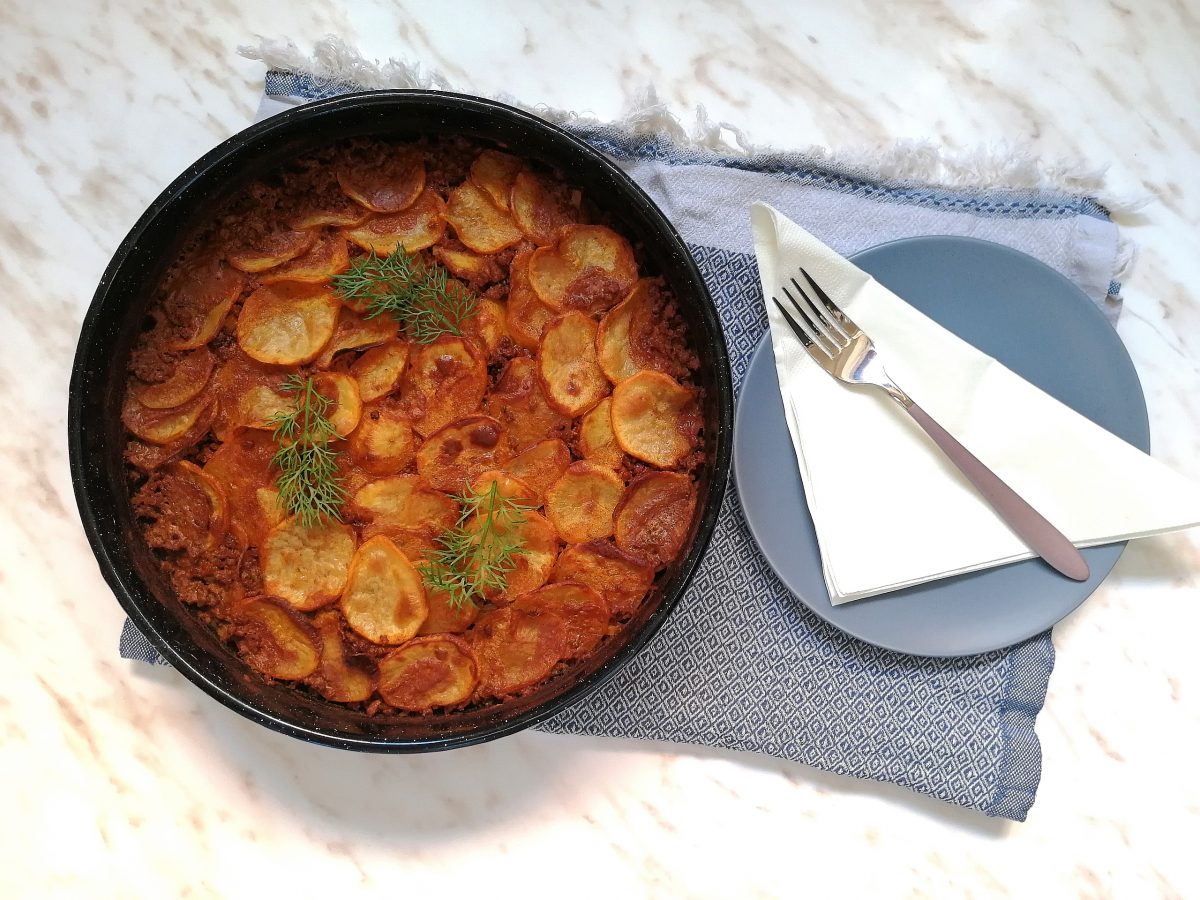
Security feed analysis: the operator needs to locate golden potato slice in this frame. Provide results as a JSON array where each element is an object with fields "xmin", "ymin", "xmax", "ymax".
[
  {"xmin": 342, "ymin": 188, "xmax": 446, "ymax": 254},
  {"xmin": 378, "ymin": 635, "xmax": 479, "ymax": 712},
  {"xmin": 262, "ymin": 518, "xmax": 356, "ymax": 611},
  {"xmin": 478, "ymin": 510, "xmax": 559, "ymax": 601},
  {"xmin": 610, "ymin": 370, "xmax": 700, "ymax": 468},
  {"xmin": 470, "ymin": 470, "xmax": 538, "ymax": 507},
  {"xmin": 351, "ymin": 341, "xmax": 409, "ymax": 402},
  {"xmin": 401, "ymin": 336, "xmax": 487, "ymax": 438},
  {"xmin": 513, "ymin": 583, "xmax": 610, "ymax": 659},
  {"xmin": 134, "ymin": 348, "xmax": 213, "ymax": 410},
  {"xmin": 469, "ymin": 149, "xmax": 523, "ymax": 210},
  {"xmin": 124, "ymin": 406, "xmax": 215, "ymax": 472},
  {"xmin": 527, "ymin": 224, "xmax": 637, "ymax": 312},
  {"xmin": 208, "ymin": 350, "xmax": 290, "ymax": 441},
  {"xmin": 510, "ymin": 171, "xmax": 578, "ymax": 245},
  {"xmin": 596, "ymin": 279, "xmax": 656, "ymax": 383},
  {"xmin": 578, "ymin": 398, "xmax": 625, "ymax": 469},
  {"xmin": 259, "ymin": 233, "xmax": 350, "ymax": 285},
  {"xmin": 307, "ymin": 610, "xmax": 374, "ymax": 703},
  {"xmin": 289, "ymin": 193, "xmax": 371, "ymax": 230},
  {"xmin": 121, "ymin": 393, "xmax": 213, "ymax": 446},
  {"xmin": 163, "ymin": 254, "xmax": 245, "ymax": 333},
  {"xmin": 340, "ymin": 535, "xmax": 428, "ymax": 644},
  {"xmin": 232, "ymin": 383, "xmax": 291, "ymax": 431},
  {"xmin": 483, "ymin": 356, "xmax": 571, "ymax": 452},
  {"xmin": 458, "ymin": 297, "xmax": 507, "ymax": 355},
  {"xmin": 417, "ymin": 588, "xmax": 480, "ymax": 636},
  {"xmin": 348, "ymin": 403, "xmax": 415, "ymax": 476},
  {"xmin": 537, "ymin": 311, "xmax": 609, "ymax": 417},
  {"xmin": 227, "ymin": 228, "xmax": 317, "ymax": 274},
  {"xmin": 433, "ymin": 244, "xmax": 505, "ymax": 287},
  {"xmin": 314, "ymin": 307, "xmax": 398, "ymax": 368},
  {"xmin": 256, "ymin": 487, "xmax": 287, "ymax": 532},
  {"xmin": 505, "ymin": 248, "xmax": 558, "ymax": 350},
  {"xmin": 337, "ymin": 151, "xmax": 425, "ymax": 213},
  {"xmin": 312, "ymin": 371, "xmax": 362, "ymax": 437},
  {"xmin": 471, "ymin": 605, "xmax": 569, "ymax": 697},
  {"xmin": 203, "ymin": 431, "xmax": 279, "ymax": 546},
  {"xmin": 170, "ymin": 460, "xmax": 230, "ymax": 548},
  {"xmin": 415, "ymin": 415, "xmax": 511, "ymax": 493},
  {"xmin": 360, "ymin": 524, "xmax": 439, "ymax": 563},
  {"xmin": 552, "ymin": 541, "xmax": 654, "ymax": 618},
  {"xmin": 232, "ymin": 597, "xmax": 320, "ymax": 680},
  {"xmin": 502, "ymin": 439, "xmax": 570, "ymax": 503},
  {"xmin": 236, "ymin": 283, "xmax": 341, "ymax": 366},
  {"xmin": 170, "ymin": 291, "xmax": 238, "ymax": 351},
  {"xmin": 445, "ymin": 180, "xmax": 524, "ymax": 254},
  {"xmin": 351, "ymin": 475, "xmax": 459, "ymax": 536},
  {"xmin": 614, "ymin": 472, "xmax": 696, "ymax": 569},
  {"xmin": 544, "ymin": 461, "xmax": 625, "ymax": 544}
]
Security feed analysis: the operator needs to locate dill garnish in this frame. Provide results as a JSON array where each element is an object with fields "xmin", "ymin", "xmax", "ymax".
[
  {"xmin": 267, "ymin": 374, "xmax": 347, "ymax": 527},
  {"xmin": 419, "ymin": 481, "xmax": 535, "ymax": 609},
  {"xmin": 331, "ymin": 247, "xmax": 478, "ymax": 343}
]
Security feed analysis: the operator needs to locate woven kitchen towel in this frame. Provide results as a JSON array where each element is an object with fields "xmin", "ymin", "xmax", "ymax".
[{"xmin": 121, "ymin": 58, "xmax": 1135, "ymax": 822}]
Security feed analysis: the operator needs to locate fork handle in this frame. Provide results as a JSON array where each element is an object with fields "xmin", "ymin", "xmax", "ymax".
[{"xmin": 903, "ymin": 402, "xmax": 1090, "ymax": 581}]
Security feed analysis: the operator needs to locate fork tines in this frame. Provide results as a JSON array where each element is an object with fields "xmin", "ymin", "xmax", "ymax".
[{"xmin": 772, "ymin": 268, "xmax": 854, "ymax": 359}]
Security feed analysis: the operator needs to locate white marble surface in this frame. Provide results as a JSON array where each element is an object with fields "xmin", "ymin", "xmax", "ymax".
[{"xmin": 2, "ymin": 1, "xmax": 1199, "ymax": 896}]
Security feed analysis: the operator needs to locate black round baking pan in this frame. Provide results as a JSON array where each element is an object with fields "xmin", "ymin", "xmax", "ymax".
[{"xmin": 69, "ymin": 90, "xmax": 733, "ymax": 751}]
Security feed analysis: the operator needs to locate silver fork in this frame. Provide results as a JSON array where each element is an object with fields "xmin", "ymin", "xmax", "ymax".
[{"xmin": 773, "ymin": 268, "xmax": 1089, "ymax": 582}]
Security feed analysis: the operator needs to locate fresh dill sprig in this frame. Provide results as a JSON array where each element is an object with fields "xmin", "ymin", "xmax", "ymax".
[
  {"xmin": 419, "ymin": 481, "xmax": 535, "ymax": 609},
  {"xmin": 331, "ymin": 247, "xmax": 478, "ymax": 343},
  {"xmin": 267, "ymin": 374, "xmax": 348, "ymax": 528}
]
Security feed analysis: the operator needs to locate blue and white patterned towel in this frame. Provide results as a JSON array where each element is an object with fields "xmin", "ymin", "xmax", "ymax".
[{"xmin": 121, "ymin": 67, "xmax": 1131, "ymax": 821}]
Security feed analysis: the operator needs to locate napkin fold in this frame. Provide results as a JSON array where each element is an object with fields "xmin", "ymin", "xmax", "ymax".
[{"xmin": 753, "ymin": 203, "xmax": 1200, "ymax": 603}]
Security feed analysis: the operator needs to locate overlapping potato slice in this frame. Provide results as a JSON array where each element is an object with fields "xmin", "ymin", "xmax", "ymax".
[
  {"xmin": 552, "ymin": 541, "xmax": 654, "ymax": 618},
  {"xmin": 578, "ymin": 398, "xmax": 625, "ymax": 469},
  {"xmin": 167, "ymin": 460, "xmax": 226, "ymax": 550},
  {"xmin": 415, "ymin": 415, "xmax": 511, "ymax": 493},
  {"xmin": 378, "ymin": 635, "xmax": 479, "ymax": 711},
  {"xmin": 527, "ymin": 224, "xmax": 637, "ymax": 312},
  {"xmin": 351, "ymin": 475, "xmax": 459, "ymax": 553},
  {"xmin": 470, "ymin": 470, "xmax": 538, "ymax": 507},
  {"xmin": 417, "ymin": 588, "xmax": 481, "ymax": 636},
  {"xmin": 262, "ymin": 518, "xmax": 356, "ymax": 611},
  {"xmin": 289, "ymin": 191, "xmax": 371, "ymax": 230},
  {"xmin": 315, "ymin": 308, "xmax": 398, "ymax": 368},
  {"xmin": 457, "ymin": 298, "xmax": 507, "ymax": 355},
  {"xmin": 596, "ymin": 279, "xmax": 657, "ymax": 383},
  {"xmin": 513, "ymin": 583, "xmax": 610, "ymax": 659},
  {"xmin": 124, "ymin": 412, "xmax": 212, "ymax": 472},
  {"xmin": 347, "ymin": 403, "xmax": 415, "ymax": 475},
  {"xmin": 483, "ymin": 356, "xmax": 571, "ymax": 451},
  {"xmin": 445, "ymin": 180, "xmax": 524, "ymax": 254},
  {"xmin": 340, "ymin": 535, "xmax": 428, "ymax": 644},
  {"xmin": 232, "ymin": 597, "xmax": 320, "ymax": 680},
  {"xmin": 401, "ymin": 336, "xmax": 487, "ymax": 438},
  {"xmin": 537, "ymin": 311, "xmax": 609, "ymax": 417},
  {"xmin": 121, "ymin": 392, "xmax": 214, "ymax": 446},
  {"xmin": 614, "ymin": 472, "xmax": 696, "ymax": 569},
  {"xmin": 433, "ymin": 244, "xmax": 505, "ymax": 287},
  {"xmin": 351, "ymin": 341, "xmax": 409, "ymax": 402},
  {"xmin": 259, "ymin": 233, "xmax": 350, "ymax": 285},
  {"xmin": 256, "ymin": 487, "xmax": 287, "ymax": 533},
  {"xmin": 306, "ymin": 610, "xmax": 374, "ymax": 703},
  {"xmin": 312, "ymin": 372, "xmax": 362, "ymax": 437},
  {"xmin": 471, "ymin": 604, "xmax": 569, "ymax": 697},
  {"xmin": 227, "ymin": 228, "xmax": 317, "ymax": 274},
  {"xmin": 470, "ymin": 149, "xmax": 523, "ymax": 210},
  {"xmin": 337, "ymin": 151, "xmax": 425, "ymax": 213},
  {"xmin": 501, "ymin": 438, "xmax": 570, "ymax": 503},
  {"xmin": 510, "ymin": 171, "xmax": 578, "ymax": 245},
  {"xmin": 209, "ymin": 350, "xmax": 289, "ymax": 440},
  {"xmin": 342, "ymin": 188, "xmax": 446, "ymax": 254},
  {"xmin": 610, "ymin": 370, "xmax": 700, "ymax": 468},
  {"xmin": 236, "ymin": 282, "xmax": 341, "ymax": 366},
  {"xmin": 231, "ymin": 384, "xmax": 291, "ymax": 431},
  {"xmin": 544, "ymin": 461, "xmax": 625, "ymax": 543},
  {"xmin": 170, "ymin": 291, "xmax": 238, "ymax": 351},
  {"xmin": 504, "ymin": 248, "xmax": 557, "ymax": 351},
  {"xmin": 477, "ymin": 510, "xmax": 559, "ymax": 601},
  {"xmin": 163, "ymin": 255, "xmax": 245, "ymax": 337},
  {"xmin": 134, "ymin": 348, "xmax": 213, "ymax": 410},
  {"xmin": 203, "ymin": 430, "xmax": 279, "ymax": 546}
]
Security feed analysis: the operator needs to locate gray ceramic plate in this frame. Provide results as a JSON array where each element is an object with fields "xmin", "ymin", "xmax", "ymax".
[{"xmin": 734, "ymin": 235, "xmax": 1149, "ymax": 657}]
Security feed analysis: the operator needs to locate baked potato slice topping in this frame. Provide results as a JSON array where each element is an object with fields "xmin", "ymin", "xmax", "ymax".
[
  {"xmin": 501, "ymin": 438, "xmax": 571, "ymax": 503},
  {"xmin": 348, "ymin": 403, "xmax": 416, "ymax": 476},
  {"xmin": 613, "ymin": 472, "xmax": 696, "ymax": 570},
  {"xmin": 227, "ymin": 228, "xmax": 318, "ymax": 274},
  {"xmin": 134, "ymin": 347, "xmax": 214, "ymax": 410},
  {"xmin": 578, "ymin": 398, "xmax": 625, "ymax": 469},
  {"xmin": 307, "ymin": 610, "xmax": 374, "ymax": 703},
  {"xmin": 401, "ymin": 335, "xmax": 487, "ymax": 438},
  {"xmin": 610, "ymin": 370, "xmax": 699, "ymax": 468},
  {"xmin": 445, "ymin": 180, "xmax": 524, "ymax": 254},
  {"xmin": 537, "ymin": 311, "xmax": 609, "ymax": 417},
  {"xmin": 596, "ymin": 279, "xmax": 658, "ymax": 384},
  {"xmin": 315, "ymin": 308, "xmax": 398, "ymax": 368},
  {"xmin": 417, "ymin": 588, "xmax": 481, "ymax": 636},
  {"xmin": 544, "ymin": 461, "xmax": 625, "ymax": 544},
  {"xmin": 337, "ymin": 151, "xmax": 426, "ymax": 213},
  {"xmin": 340, "ymin": 535, "xmax": 428, "ymax": 645},
  {"xmin": 262, "ymin": 517, "xmax": 357, "ymax": 611},
  {"xmin": 259, "ymin": 232, "xmax": 350, "ymax": 285},
  {"xmin": 552, "ymin": 541, "xmax": 654, "ymax": 618},
  {"xmin": 510, "ymin": 171, "xmax": 578, "ymax": 245},
  {"xmin": 351, "ymin": 475, "xmax": 459, "ymax": 535},
  {"xmin": 415, "ymin": 415, "xmax": 511, "ymax": 493},
  {"xmin": 472, "ymin": 605, "xmax": 569, "ymax": 697},
  {"xmin": 527, "ymin": 224, "xmax": 637, "ymax": 312},
  {"xmin": 512, "ymin": 582, "xmax": 610, "ymax": 659},
  {"xmin": 351, "ymin": 340, "xmax": 409, "ymax": 402},
  {"xmin": 236, "ymin": 283, "xmax": 341, "ymax": 366},
  {"xmin": 121, "ymin": 392, "xmax": 214, "ymax": 446},
  {"xmin": 341, "ymin": 188, "xmax": 446, "ymax": 255},
  {"xmin": 378, "ymin": 635, "xmax": 479, "ymax": 711},
  {"xmin": 505, "ymin": 248, "xmax": 558, "ymax": 351},
  {"xmin": 469, "ymin": 149, "xmax": 523, "ymax": 211},
  {"xmin": 232, "ymin": 597, "xmax": 321, "ymax": 681}
]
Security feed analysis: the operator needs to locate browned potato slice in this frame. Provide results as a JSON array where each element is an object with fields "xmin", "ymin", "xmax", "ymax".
[
  {"xmin": 232, "ymin": 384, "xmax": 291, "ymax": 430},
  {"xmin": 163, "ymin": 255, "xmax": 246, "ymax": 341},
  {"xmin": 307, "ymin": 610, "xmax": 374, "ymax": 703},
  {"xmin": 337, "ymin": 151, "xmax": 425, "ymax": 213},
  {"xmin": 121, "ymin": 393, "xmax": 213, "ymax": 446},
  {"xmin": 544, "ymin": 461, "xmax": 625, "ymax": 543},
  {"xmin": 552, "ymin": 541, "xmax": 654, "ymax": 617},
  {"xmin": 203, "ymin": 431, "xmax": 279, "ymax": 546},
  {"xmin": 352, "ymin": 475, "xmax": 459, "ymax": 536},
  {"xmin": 124, "ymin": 406, "xmax": 215, "ymax": 473},
  {"xmin": 417, "ymin": 588, "xmax": 480, "ymax": 635},
  {"xmin": 232, "ymin": 597, "xmax": 320, "ymax": 680},
  {"xmin": 259, "ymin": 233, "xmax": 350, "ymax": 285},
  {"xmin": 378, "ymin": 635, "xmax": 479, "ymax": 711},
  {"xmin": 479, "ymin": 510, "xmax": 559, "ymax": 601},
  {"xmin": 433, "ymin": 244, "xmax": 505, "ymax": 288},
  {"xmin": 262, "ymin": 518, "xmax": 356, "ymax": 611},
  {"xmin": 578, "ymin": 398, "xmax": 625, "ymax": 469},
  {"xmin": 596, "ymin": 279, "xmax": 656, "ymax": 383},
  {"xmin": 359, "ymin": 525, "xmax": 439, "ymax": 563},
  {"xmin": 256, "ymin": 487, "xmax": 287, "ymax": 532},
  {"xmin": 445, "ymin": 180, "xmax": 524, "ymax": 253},
  {"xmin": 289, "ymin": 194, "xmax": 371, "ymax": 230},
  {"xmin": 348, "ymin": 403, "xmax": 415, "ymax": 475},
  {"xmin": 227, "ymin": 228, "xmax": 317, "ymax": 274},
  {"xmin": 312, "ymin": 371, "xmax": 362, "ymax": 437},
  {"xmin": 513, "ymin": 583, "xmax": 610, "ymax": 659},
  {"xmin": 351, "ymin": 341, "xmax": 409, "ymax": 402},
  {"xmin": 342, "ymin": 188, "xmax": 446, "ymax": 254},
  {"xmin": 208, "ymin": 350, "xmax": 291, "ymax": 441},
  {"xmin": 169, "ymin": 460, "xmax": 230, "ymax": 548},
  {"xmin": 505, "ymin": 248, "xmax": 558, "ymax": 351},
  {"xmin": 315, "ymin": 308, "xmax": 398, "ymax": 368},
  {"xmin": 134, "ymin": 348, "xmax": 213, "ymax": 410},
  {"xmin": 470, "ymin": 470, "xmax": 538, "ymax": 507},
  {"xmin": 401, "ymin": 336, "xmax": 487, "ymax": 437},
  {"xmin": 457, "ymin": 298, "xmax": 507, "ymax": 355},
  {"xmin": 483, "ymin": 357, "xmax": 571, "ymax": 452},
  {"xmin": 611, "ymin": 370, "xmax": 700, "ymax": 468},
  {"xmin": 614, "ymin": 472, "xmax": 696, "ymax": 569},
  {"xmin": 340, "ymin": 535, "xmax": 428, "ymax": 644},
  {"xmin": 537, "ymin": 311, "xmax": 609, "ymax": 417},
  {"xmin": 415, "ymin": 415, "xmax": 511, "ymax": 493},
  {"xmin": 471, "ymin": 605, "xmax": 569, "ymax": 697},
  {"xmin": 502, "ymin": 438, "xmax": 570, "ymax": 503},
  {"xmin": 527, "ymin": 224, "xmax": 637, "ymax": 312},
  {"xmin": 171, "ymin": 291, "xmax": 238, "ymax": 351},
  {"xmin": 510, "ymin": 171, "xmax": 578, "ymax": 245},
  {"xmin": 236, "ymin": 283, "xmax": 341, "ymax": 366},
  {"xmin": 469, "ymin": 150, "xmax": 523, "ymax": 210}
]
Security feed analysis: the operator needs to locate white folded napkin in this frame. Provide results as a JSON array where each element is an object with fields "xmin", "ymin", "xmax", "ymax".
[{"xmin": 751, "ymin": 203, "xmax": 1200, "ymax": 604}]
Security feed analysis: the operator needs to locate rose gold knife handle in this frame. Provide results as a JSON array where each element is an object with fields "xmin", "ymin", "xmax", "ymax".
[{"xmin": 904, "ymin": 402, "xmax": 1090, "ymax": 581}]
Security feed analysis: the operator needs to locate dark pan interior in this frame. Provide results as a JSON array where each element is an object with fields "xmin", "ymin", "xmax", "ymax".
[{"xmin": 69, "ymin": 91, "xmax": 733, "ymax": 751}]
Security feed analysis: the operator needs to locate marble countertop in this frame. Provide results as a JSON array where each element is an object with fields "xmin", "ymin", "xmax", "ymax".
[{"xmin": 2, "ymin": 0, "xmax": 1198, "ymax": 896}]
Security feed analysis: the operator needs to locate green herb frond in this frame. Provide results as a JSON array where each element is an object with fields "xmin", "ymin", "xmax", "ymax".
[{"xmin": 267, "ymin": 374, "xmax": 348, "ymax": 528}]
